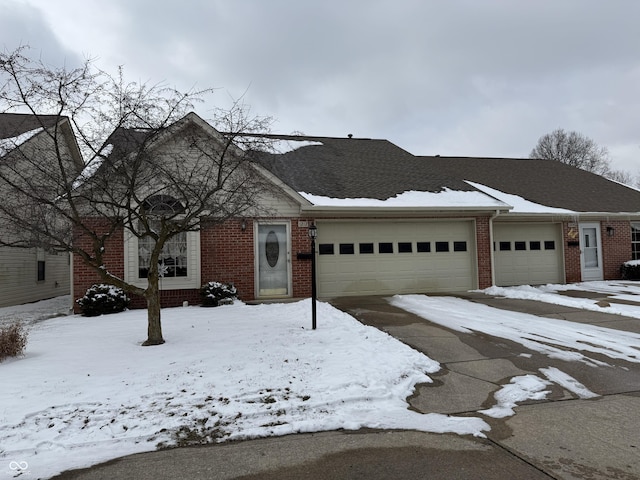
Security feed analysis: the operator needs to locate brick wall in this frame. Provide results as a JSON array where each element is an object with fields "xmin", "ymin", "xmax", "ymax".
[
  {"xmin": 563, "ymin": 220, "xmax": 632, "ymax": 283},
  {"xmin": 73, "ymin": 219, "xmax": 125, "ymax": 312},
  {"xmin": 563, "ymin": 222, "xmax": 582, "ymax": 283},
  {"xmin": 475, "ymin": 216, "xmax": 493, "ymax": 289},
  {"xmin": 203, "ymin": 218, "xmax": 256, "ymax": 301},
  {"xmin": 291, "ymin": 219, "xmax": 314, "ymax": 298},
  {"xmin": 74, "ymin": 217, "xmax": 314, "ymax": 311},
  {"xmin": 602, "ymin": 220, "xmax": 632, "ymax": 280}
]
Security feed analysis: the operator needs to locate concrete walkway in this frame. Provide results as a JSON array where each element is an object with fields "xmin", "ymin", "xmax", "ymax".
[{"xmin": 54, "ymin": 292, "xmax": 640, "ymax": 480}]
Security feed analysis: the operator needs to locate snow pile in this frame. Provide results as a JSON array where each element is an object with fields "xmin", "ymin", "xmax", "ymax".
[
  {"xmin": 479, "ymin": 375, "xmax": 551, "ymax": 418},
  {"xmin": 0, "ymin": 299, "xmax": 489, "ymax": 478},
  {"xmin": 539, "ymin": 367, "xmax": 599, "ymax": 399}
]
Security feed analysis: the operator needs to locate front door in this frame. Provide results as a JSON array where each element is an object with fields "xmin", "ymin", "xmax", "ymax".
[
  {"xmin": 579, "ymin": 223, "xmax": 603, "ymax": 281},
  {"xmin": 256, "ymin": 223, "xmax": 290, "ymax": 297}
]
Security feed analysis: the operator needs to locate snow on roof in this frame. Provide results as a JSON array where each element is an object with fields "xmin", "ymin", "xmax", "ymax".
[
  {"xmin": 237, "ymin": 136, "xmax": 323, "ymax": 153},
  {"xmin": 72, "ymin": 144, "xmax": 113, "ymax": 188},
  {"xmin": 298, "ymin": 188, "xmax": 510, "ymax": 209},
  {"xmin": 465, "ymin": 181, "xmax": 576, "ymax": 214},
  {"xmin": 0, "ymin": 127, "xmax": 44, "ymax": 156}
]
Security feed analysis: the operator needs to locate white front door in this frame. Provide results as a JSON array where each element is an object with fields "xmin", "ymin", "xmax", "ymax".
[
  {"xmin": 579, "ymin": 223, "xmax": 603, "ymax": 281},
  {"xmin": 256, "ymin": 223, "xmax": 291, "ymax": 297}
]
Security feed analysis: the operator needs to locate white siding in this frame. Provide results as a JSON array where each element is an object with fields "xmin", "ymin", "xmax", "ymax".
[{"xmin": 0, "ymin": 246, "xmax": 70, "ymax": 307}]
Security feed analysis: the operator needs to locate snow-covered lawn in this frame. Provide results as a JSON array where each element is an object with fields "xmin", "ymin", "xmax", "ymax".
[
  {"xmin": 0, "ymin": 299, "xmax": 485, "ymax": 479},
  {"xmin": 2, "ymin": 281, "xmax": 638, "ymax": 478}
]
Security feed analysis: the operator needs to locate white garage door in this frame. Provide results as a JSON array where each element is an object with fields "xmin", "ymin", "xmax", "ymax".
[
  {"xmin": 493, "ymin": 223, "xmax": 563, "ymax": 286},
  {"xmin": 316, "ymin": 220, "xmax": 476, "ymax": 297}
]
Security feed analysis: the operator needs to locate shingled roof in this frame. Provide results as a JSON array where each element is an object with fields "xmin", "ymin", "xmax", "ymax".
[
  {"xmin": 0, "ymin": 113, "xmax": 61, "ymax": 139},
  {"xmin": 248, "ymin": 134, "xmax": 477, "ymax": 199},
  {"xmin": 422, "ymin": 156, "xmax": 640, "ymax": 213}
]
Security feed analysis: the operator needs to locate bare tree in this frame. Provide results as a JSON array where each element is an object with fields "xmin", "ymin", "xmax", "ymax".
[
  {"xmin": 0, "ymin": 46, "xmax": 274, "ymax": 346},
  {"xmin": 530, "ymin": 128, "xmax": 611, "ymax": 175},
  {"xmin": 605, "ymin": 168, "xmax": 636, "ymax": 186}
]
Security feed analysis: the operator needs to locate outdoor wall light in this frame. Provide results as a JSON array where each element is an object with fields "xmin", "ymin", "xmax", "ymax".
[
  {"xmin": 606, "ymin": 226, "xmax": 615, "ymax": 237},
  {"xmin": 241, "ymin": 220, "xmax": 247, "ymax": 231}
]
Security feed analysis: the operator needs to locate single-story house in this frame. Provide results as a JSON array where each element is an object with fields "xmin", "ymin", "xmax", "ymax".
[
  {"xmin": 72, "ymin": 113, "xmax": 640, "ymax": 307},
  {"xmin": 0, "ymin": 113, "xmax": 82, "ymax": 308}
]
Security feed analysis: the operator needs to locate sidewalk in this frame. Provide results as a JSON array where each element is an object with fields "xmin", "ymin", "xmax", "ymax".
[{"xmin": 54, "ymin": 292, "xmax": 640, "ymax": 480}]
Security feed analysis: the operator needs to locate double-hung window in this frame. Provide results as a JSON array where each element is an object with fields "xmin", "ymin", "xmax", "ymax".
[{"xmin": 632, "ymin": 223, "xmax": 640, "ymax": 260}]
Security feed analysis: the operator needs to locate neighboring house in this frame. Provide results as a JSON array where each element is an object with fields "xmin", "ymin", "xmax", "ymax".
[
  {"xmin": 0, "ymin": 113, "xmax": 83, "ymax": 308},
  {"xmin": 71, "ymin": 113, "xmax": 640, "ymax": 307}
]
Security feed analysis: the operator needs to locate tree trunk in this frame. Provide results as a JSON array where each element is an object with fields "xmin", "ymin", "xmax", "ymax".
[{"xmin": 142, "ymin": 281, "xmax": 165, "ymax": 346}]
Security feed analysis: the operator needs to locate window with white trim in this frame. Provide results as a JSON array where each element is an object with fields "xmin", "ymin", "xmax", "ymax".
[
  {"xmin": 123, "ymin": 195, "xmax": 201, "ymax": 289},
  {"xmin": 632, "ymin": 223, "xmax": 640, "ymax": 260},
  {"xmin": 138, "ymin": 223, "xmax": 188, "ymax": 279}
]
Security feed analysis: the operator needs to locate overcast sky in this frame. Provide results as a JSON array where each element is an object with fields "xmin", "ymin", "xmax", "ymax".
[{"xmin": 1, "ymin": 0, "xmax": 639, "ymax": 173}]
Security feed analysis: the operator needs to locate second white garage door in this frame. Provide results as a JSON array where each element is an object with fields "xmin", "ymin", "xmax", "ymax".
[
  {"xmin": 316, "ymin": 220, "xmax": 476, "ymax": 297},
  {"xmin": 493, "ymin": 223, "xmax": 564, "ymax": 286}
]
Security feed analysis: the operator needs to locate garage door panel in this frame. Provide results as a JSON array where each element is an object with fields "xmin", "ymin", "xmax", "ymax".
[
  {"xmin": 317, "ymin": 221, "xmax": 476, "ymax": 297},
  {"xmin": 494, "ymin": 223, "xmax": 563, "ymax": 286}
]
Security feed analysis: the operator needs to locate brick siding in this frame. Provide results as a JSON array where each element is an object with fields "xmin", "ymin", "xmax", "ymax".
[
  {"xmin": 475, "ymin": 216, "xmax": 493, "ymax": 289},
  {"xmin": 602, "ymin": 220, "xmax": 632, "ymax": 280}
]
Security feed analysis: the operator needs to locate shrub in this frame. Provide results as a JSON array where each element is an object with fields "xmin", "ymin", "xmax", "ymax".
[
  {"xmin": 621, "ymin": 260, "xmax": 640, "ymax": 280},
  {"xmin": 76, "ymin": 284, "xmax": 130, "ymax": 317},
  {"xmin": 0, "ymin": 322, "xmax": 28, "ymax": 362},
  {"xmin": 200, "ymin": 281, "xmax": 237, "ymax": 307}
]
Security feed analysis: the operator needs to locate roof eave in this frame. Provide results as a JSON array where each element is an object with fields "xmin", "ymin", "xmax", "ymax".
[{"xmin": 301, "ymin": 205, "xmax": 512, "ymax": 216}]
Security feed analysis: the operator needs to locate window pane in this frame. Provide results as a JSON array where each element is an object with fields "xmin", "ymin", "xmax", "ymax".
[
  {"xmin": 319, "ymin": 244, "xmax": 334, "ymax": 255},
  {"xmin": 379, "ymin": 242, "xmax": 393, "ymax": 254},
  {"xmin": 544, "ymin": 240, "xmax": 555, "ymax": 250},
  {"xmin": 359, "ymin": 243, "xmax": 374, "ymax": 254},
  {"xmin": 453, "ymin": 241, "xmax": 467, "ymax": 252},
  {"xmin": 515, "ymin": 241, "xmax": 526, "ymax": 251},
  {"xmin": 339, "ymin": 243, "xmax": 355, "ymax": 255},
  {"xmin": 499, "ymin": 241, "xmax": 511, "ymax": 251},
  {"xmin": 530, "ymin": 241, "xmax": 541, "ymax": 251},
  {"xmin": 632, "ymin": 224, "xmax": 640, "ymax": 260},
  {"xmin": 398, "ymin": 242, "xmax": 412, "ymax": 253},
  {"xmin": 138, "ymin": 224, "xmax": 188, "ymax": 278},
  {"xmin": 435, "ymin": 241, "xmax": 449, "ymax": 252},
  {"xmin": 417, "ymin": 242, "xmax": 431, "ymax": 252},
  {"xmin": 37, "ymin": 261, "xmax": 45, "ymax": 281}
]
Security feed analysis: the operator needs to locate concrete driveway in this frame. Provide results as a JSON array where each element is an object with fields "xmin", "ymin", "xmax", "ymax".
[{"xmin": 54, "ymin": 291, "xmax": 640, "ymax": 480}]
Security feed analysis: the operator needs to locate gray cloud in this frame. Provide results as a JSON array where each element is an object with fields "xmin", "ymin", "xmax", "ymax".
[{"xmin": 4, "ymin": 0, "xmax": 640, "ymax": 172}]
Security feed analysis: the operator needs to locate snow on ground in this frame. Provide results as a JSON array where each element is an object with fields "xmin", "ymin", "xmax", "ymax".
[
  {"xmin": 539, "ymin": 367, "xmax": 599, "ymax": 399},
  {"xmin": 479, "ymin": 375, "xmax": 551, "ymax": 419},
  {"xmin": 0, "ymin": 299, "xmax": 488, "ymax": 479},
  {"xmin": 480, "ymin": 281, "xmax": 640, "ymax": 319},
  {"xmin": 2, "ymin": 281, "xmax": 636, "ymax": 478},
  {"xmin": 0, "ymin": 295, "xmax": 71, "ymax": 328},
  {"xmin": 390, "ymin": 294, "xmax": 640, "ymax": 367}
]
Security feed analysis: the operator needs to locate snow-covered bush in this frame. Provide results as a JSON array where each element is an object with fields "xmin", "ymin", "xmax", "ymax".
[
  {"xmin": 0, "ymin": 322, "xmax": 27, "ymax": 361},
  {"xmin": 76, "ymin": 284, "xmax": 130, "ymax": 317},
  {"xmin": 200, "ymin": 281, "xmax": 237, "ymax": 307},
  {"xmin": 621, "ymin": 260, "xmax": 640, "ymax": 280}
]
